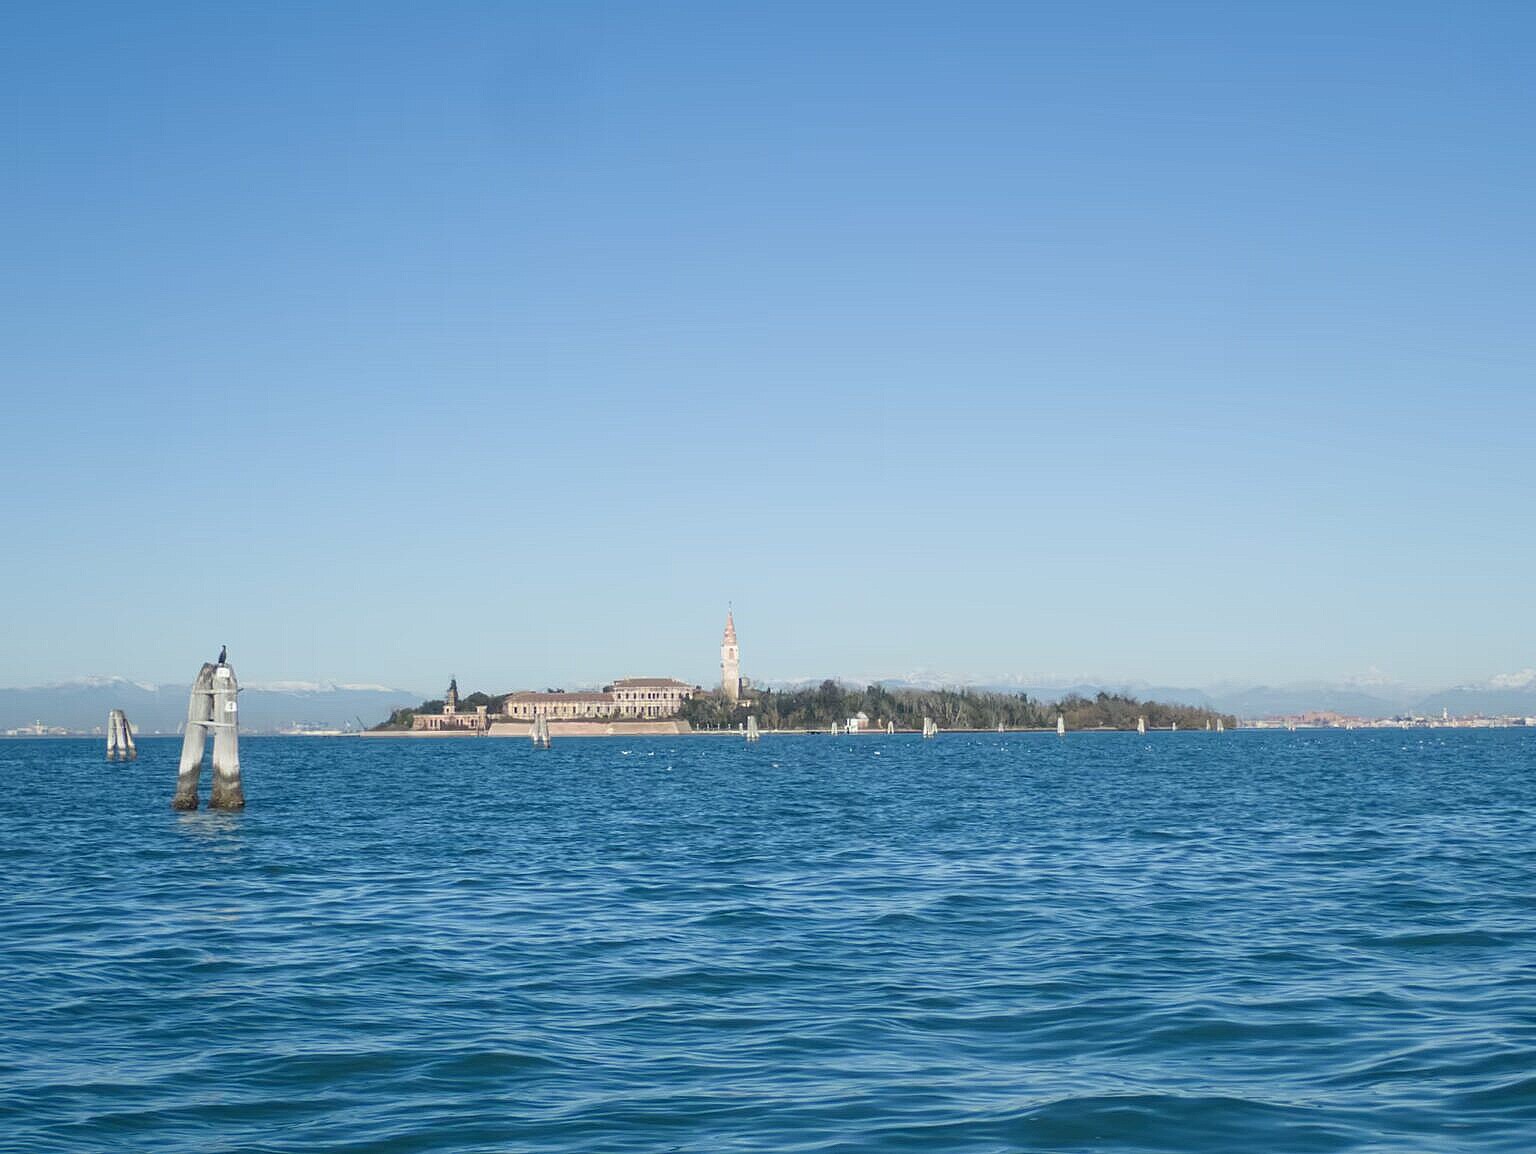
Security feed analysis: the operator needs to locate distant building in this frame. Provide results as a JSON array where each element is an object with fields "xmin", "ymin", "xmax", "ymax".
[
  {"xmin": 501, "ymin": 678, "xmax": 699, "ymax": 721},
  {"xmin": 415, "ymin": 614, "xmax": 740, "ymax": 729},
  {"xmin": 609, "ymin": 677, "xmax": 698, "ymax": 717},
  {"xmin": 721, "ymin": 610, "xmax": 746, "ymax": 702},
  {"xmin": 500, "ymin": 690, "xmax": 618, "ymax": 721},
  {"xmin": 412, "ymin": 678, "xmax": 489, "ymax": 732}
]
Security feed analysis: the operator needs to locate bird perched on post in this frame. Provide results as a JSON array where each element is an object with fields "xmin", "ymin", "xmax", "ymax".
[{"xmin": 217, "ymin": 645, "xmax": 227, "ymax": 666}]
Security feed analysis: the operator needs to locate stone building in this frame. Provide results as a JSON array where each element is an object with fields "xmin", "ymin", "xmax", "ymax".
[
  {"xmin": 500, "ymin": 690, "xmax": 617, "ymax": 721},
  {"xmin": 500, "ymin": 678, "xmax": 699, "ymax": 721},
  {"xmin": 609, "ymin": 677, "xmax": 698, "ymax": 717},
  {"xmin": 412, "ymin": 678, "xmax": 489, "ymax": 732}
]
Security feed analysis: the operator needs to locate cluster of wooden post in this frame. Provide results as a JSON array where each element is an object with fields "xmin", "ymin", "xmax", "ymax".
[
  {"xmin": 921, "ymin": 716, "xmax": 938, "ymax": 739},
  {"xmin": 106, "ymin": 710, "xmax": 137, "ymax": 760},
  {"xmin": 530, "ymin": 714, "xmax": 551, "ymax": 748},
  {"xmin": 172, "ymin": 655, "xmax": 244, "ymax": 810},
  {"xmin": 745, "ymin": 715, "xmax": 760, "ymax": 742}
]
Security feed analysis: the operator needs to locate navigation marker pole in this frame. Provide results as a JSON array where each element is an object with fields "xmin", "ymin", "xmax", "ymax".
[
  {"xmin": 173, "ymin": 650, "xmax": 244, "ymax": 810},
  {"xmin": 106, "ymin": 709, "xmax": 137, "ymax": 760}
]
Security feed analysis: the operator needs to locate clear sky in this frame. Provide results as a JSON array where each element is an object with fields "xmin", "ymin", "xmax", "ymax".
[{"xmin": 3, "ymin": 1, "xmax": 1533, "ymax": 693}]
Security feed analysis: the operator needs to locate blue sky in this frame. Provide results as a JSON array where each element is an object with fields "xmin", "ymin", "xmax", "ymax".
[{"xmin": 2, "ymin": 2, "xmax": 1533, "ymax": 692}]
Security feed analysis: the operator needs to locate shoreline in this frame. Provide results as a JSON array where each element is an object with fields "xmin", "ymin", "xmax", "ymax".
[{"xmin": 5, "ymin": 724, "xmax": 1535, "ymax": 740}]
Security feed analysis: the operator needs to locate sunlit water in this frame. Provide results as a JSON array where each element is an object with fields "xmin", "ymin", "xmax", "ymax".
[{"xmin": 2, "ymin": 730, "xmax": 1533, "ymax": 1152}]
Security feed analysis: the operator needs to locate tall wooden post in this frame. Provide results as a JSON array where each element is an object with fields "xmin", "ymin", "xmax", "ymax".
[
  {"xmin": 209, "ymin": 661, "xmax": 243, "ymax": 809},
  {"xmin": 173, "ymin": 663, "xmax": 215, "ymax": 809},
  {"xmin": 107, "ymin": 710, "xmax": 138, "ymax": 761}
]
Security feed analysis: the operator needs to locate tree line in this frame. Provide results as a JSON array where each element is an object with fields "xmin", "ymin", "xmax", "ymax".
[{"xmin": 681, "ymin": 681, "xmax": 1236, "ymax": 731}]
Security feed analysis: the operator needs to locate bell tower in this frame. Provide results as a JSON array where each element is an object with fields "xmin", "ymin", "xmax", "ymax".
[
  {"xmin": 444, "ymin": 677, "xmax": 460, "ymax": 716},
  {"xmin": 720, "ymin": 611, "xmax": 741, "ymax": 703}
]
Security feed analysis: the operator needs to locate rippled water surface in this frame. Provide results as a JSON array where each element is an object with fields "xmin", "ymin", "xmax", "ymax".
[{"xmin": 2, "ymin": 730, "xmax": 1534, "ymax": 1152}]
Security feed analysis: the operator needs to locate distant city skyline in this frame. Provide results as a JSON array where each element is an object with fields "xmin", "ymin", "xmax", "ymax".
[{"xmin": 3, "ymin": 3, "xmax": 1533, "ymax": 690}]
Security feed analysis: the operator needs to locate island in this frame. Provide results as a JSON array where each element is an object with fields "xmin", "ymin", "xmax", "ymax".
[
  {"xmin": 372, "ymin": 678, "xmax": 1235, "ymax": 736},
  {"xmin": 368, "ymin": 614, "xmax": 1237, "ymax": 737}
]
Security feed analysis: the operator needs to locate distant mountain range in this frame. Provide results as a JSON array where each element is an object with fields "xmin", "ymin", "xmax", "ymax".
[
  {"xmin": 0, "ymin": 678, "xmax": 419, "ymax": 734},
  {"xmin": 4, "ymin": 669, "xmax": 1535, "ymax": 733}
]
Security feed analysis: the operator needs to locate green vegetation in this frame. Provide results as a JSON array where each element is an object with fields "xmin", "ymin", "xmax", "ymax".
[
  {"xmin": 681, "ymin": 681, "xmax": 1235, "ymax": 732},
  {"xmin": 375, "ymin": 698, "xmax": 444, "ymax": 730}
]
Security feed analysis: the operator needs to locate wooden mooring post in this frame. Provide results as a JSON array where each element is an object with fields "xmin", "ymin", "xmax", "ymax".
[
  {"xmin": 106, "ymin": 709, "xmax": 137, "ymax": 760},
  {"xmin": 172, "ymin": 650, "xmax": 244, "ymax": 810}
]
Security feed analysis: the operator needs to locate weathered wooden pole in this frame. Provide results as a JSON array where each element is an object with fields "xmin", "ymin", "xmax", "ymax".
[
  {"xmin": 173, "ymin": 663, "xmax": 216, "ymax": 809},
  {"xmin": 173, "ymin": 655, "xmax": 245, "ymax": 809},
  {"xmin": 208, "ymin": 659, "xmax": 243, "ymax": 809},
  {"xmin": 107, "ymin": 710, "xmax": 138, "ymax": 760}
]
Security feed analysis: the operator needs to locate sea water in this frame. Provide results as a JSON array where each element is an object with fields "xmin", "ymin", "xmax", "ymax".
[{"xmin": 1, "ymin": 730, "xmax": 1533, "ymax": 1152}]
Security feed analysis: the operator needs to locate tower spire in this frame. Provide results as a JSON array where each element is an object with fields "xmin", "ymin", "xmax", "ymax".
[{"xmin": 720, "ymin": 608, "xmax": 741, "ymax": 702}]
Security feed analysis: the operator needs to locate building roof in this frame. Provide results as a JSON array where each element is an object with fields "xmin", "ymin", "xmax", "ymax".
[
  {"xmin": 722, "ymin": 610, "xmax": 737, "ymax": 645},
  {"xmin": 502, "ymin": 690, "xmax": 614, "ymax": 704},
  {"xmin": 610, "ymin": 677, "xmax": 694, "ymax": 689}
]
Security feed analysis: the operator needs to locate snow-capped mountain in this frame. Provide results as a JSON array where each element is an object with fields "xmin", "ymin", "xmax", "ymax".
[
  {"xmin": 1413, "ymin": 671, "xmax": 1536, "ymax": 719},
  {"xmin": 0, "ymin": 678, "xmax": 420, "ymax": 734}
]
